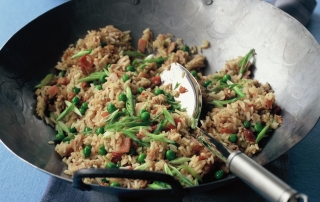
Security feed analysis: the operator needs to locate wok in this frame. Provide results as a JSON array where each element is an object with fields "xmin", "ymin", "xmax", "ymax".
[{"xmin": 0, "ymin": 0, "xmax": 320, "ymax": 197}]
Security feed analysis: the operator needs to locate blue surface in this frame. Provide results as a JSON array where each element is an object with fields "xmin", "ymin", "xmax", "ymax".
[
  {"xmin": 0, "ymin": 1, "xmax": 67, "ymax": 201},
  {"xmin": 0, "ymin": 1, "xmax": 320, "ymax": 201}
]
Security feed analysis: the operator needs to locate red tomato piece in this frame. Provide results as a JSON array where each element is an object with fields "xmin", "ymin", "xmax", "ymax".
[
  {"xmin": 151, "ymin": 75, "xmax": 161, "ymax": 86},
  {"xmin": 47, "ymin": 86, "xmax": 59, "ymax": 98},
  {"xmin": 57, "ymin": 77, "xmax": 69, "ymax": 85},
  {"xmin": 79, "ymin": 54, "xmax": 94, "ymax": 75},
  {"xmin": 198, "ymin": 155, "xmax": 206, "ymax": 161},
  {"xmin": 243, "ymin": 129, "xmax": 256, "ymax": 143},
  {"xmin": 219, "ymin": 128, "xmax": 232, "ymax": 134},
  {"xmin": 179, "ymin": 86, "xmax": 188, "ymax": 94},
  {"xmin": 138, "ymin": 38, "xmax": 147, "ymax": 53},
  {"xmin": 266, "ymin": 99, "xmax": 272, "ymax": 109},
  {"xmin": 192, "ymin": 145, "xmax": 203, "ymax": 152},
  {"xmin": 116, "ymin": 138, "xmax": 131, "ymax": 153}
]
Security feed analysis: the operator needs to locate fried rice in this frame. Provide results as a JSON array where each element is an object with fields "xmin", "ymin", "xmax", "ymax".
[{"xmin": 34, "ymin": 25, "xmax": 282, "ymax": 189}]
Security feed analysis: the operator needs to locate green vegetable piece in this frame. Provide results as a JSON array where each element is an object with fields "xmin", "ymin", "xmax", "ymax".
[
  {"xmin": 122, "ymin": 74, "xmax": 130, "ymax": 82},
  {"xmin": 210, "ymin": 97, "xmax": 239, "ymax": 108},
  {"xmin": 148, "ymin": 183, "xmax": 165, "ymax": 189},
  {"xmin": 168, "ymin": 165, "xmax": 193, "ymax": 186},
  {"xmin": 139, "ymin": 109, "xmax": 148, "ymax": 116},
  {"xmin": 78, "ymin": 71, "xmax": 107, "ymax": 83},
  {"xmin": 178, "ymin": 165, "xmax": 202, "ymax": 181},
  {"xmin": 110, "ymin": 182, "xmax": 120, "ymax": 187},
  {"xmin": 140, "ymin": 111, "xmax": 150, "ymax": 121},
  {"xmin": 83, "ymin": 145, "xmax": 92, "ymax": 158},
  {"xmin": 107, "ymin": 103, "xmax": 117, "ymax": 113},
  {"xmin": 106, "ymin": 64, "xmax": 112, "ymax": 70},
  {"xmin": 226, "ymin": 80, "xmax": 245, "ymax": 98},
  {"xmin": 126, "ymin": 87, "xmax": 134, "ymax": 116},
  {"xmin": 170, "ymin": 142, "xmax": 179, "ymax": 147},
  {"xmin": 126, "ymin": 65, "xmax": 135, "ymax": 72},
  {"xmin": 164, "ymin": 163, "xmax": 173, "ymax": 176},
  {"xmin": 137, "ymin": 64, "xmax": 147, "ymax": 69},
  {"xmin": 215, "ymin": 170, "xmax": 224, "ymax": 180},
  {"xmin": 134, "ymin": 162, "xmax": 150, "ymax": 170},
  {"xmin": 144, "ymin": 133, "xmax": 175, "ymax": 144},
  {"xmin": 71, "ymin": 49, "xmax": 92, "ymax": 58},
  {"xmin": 229, "ymin": 134, "xmax": 238, "ymax": 143},
  {"xmin": 127, "ymin": 147, "xmax": 136, "ymax": 155},
  {"xmin": 254, "ymin": 123, "xmax": 263, "ymax": 133},
  {"xmin": 106, "ymin": 162, "xmax": 118, "ymax": 169},
  {"xmin": 56, "ymin": 103, "xmax": 75, "ymax": 121},
  {"xmin": 154, "ymin": 88, "xmax": 164, "ymax": 95},
  {"xmin": 72, "ymin": 87, "xmax": 80, "ymax": 94},
  {"xmin": 121, "ymin": 130, "xmax": 150, "ymax": 147},
  {"xmin": 55, "ymin": 133, "xmax": 65, "ymax": 142},
  {"xmin": 169, "ymin": 157, "xmax": 191, "ymax": 164},
  {"xmin": 243, "ymin": 120, "xmax": 250, "ymax": 128},
  {"xmin": 165, "ymin": 94, "xmax": 175, "ymax": 102},
  {"xmin": 72, "ymin": 96, "xmax": 80, "ymax": 104},
  {"xmin": 122, "ymin": 50, "xmax": 146, "ymax": 57},
  {"xmin": 203, "ymin": 80, "xmax": 212, "ymax": 88},
  {"xmin": 96, "ymin": 85, "xmax": 102, "ymax": 90},
  {"xmin": 138, "ymin": 87, "xmax": 145, "ymax": 94},
  {"xmin": 182, "ymin": 45, "xmax": 189, "ymax": 52},
  {"xmin": 148, "ymin": 181, "xmax": 171, "ymax": 189},
  {"xmin": 163, "ymin": 109, "xmax": 175, "ymax": 126},
  {"xmin": 174, "ymin": 82, "xmax": 180, "ymax": 90},
  {"xmin": 99, "ymin": 73, "xmax": 107, "ymax": 83},
  {"xmin": 138, "ymin": 153, "xmax": 147, "ymax": 164},
  {"xmin": 65, "ymin": 100, "xmax": 82, "ymax": 117},
  {"xmin": 62, "ymin": 134, "xmax": 75, "ymax": 142},
  {"xmin": 165, "ymin": 150, "xmax": 176, "ymax": 161},
  {"xmin": 154, "ymin": 119, "xmax": 168, "ymax": 135},
  {"xmin": 100, "ymin": 41, "xmax": 107, "ymax": 47},
  {"xmin": 69, "ymin": 127, "xmax": 77, "ymax": 133},
  {"xmin": 101, "ymin": 178, "xmax": 108, "ymax": 183},
  {"xmin": 81, "ymin": 102, "xmax": 88, "ymax": 109},
  {"xmin": 96, "ymin": 127, "xmax": 105, "ymax": 135},
  {"xmin": 190, "ymin": 70, "xmax": 199, "ymax": 79},
  {"xmin": 84, "ymin": 127, "xmax": 92, "ymax": 133},
  {"xmin": 143, "ymin": 57, "xmax": 167, "ymax": 65},
  {"xmin": 98, "ymin": 145, "xmax": 107, "ymax": 155},
  {"xmin": 118, "ymin": 93, "xmax": 127, "ymax": 102},
  {"xmin": 238, "ymin": 49, "xmax": 255, "ymax": 77},
  {"xmin": 57, "ymin": 121, "xmax": 69, "ymax": 133},
  {"xmin": 256, "ymin": 122, "xmax": 271, "ymax": 143},
  {"xmin": 58, "ymin": 71, "xmax": 66, "ymax": 77},
  {"xmin": 35, "ymin": 73, "xmax": 54, "ymax": 88},
  {"xmin": 221, "ymin": 74, "xmax": 231, "ymax": 83},
  {"xmin": 79, "ymin": 107, "xmax": 86, "ymax": 115}
]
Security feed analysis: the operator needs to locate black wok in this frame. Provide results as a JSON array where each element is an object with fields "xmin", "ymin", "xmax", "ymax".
[{"xmin": 0, "ymin": 0, "xmax": 320, "ymax": 198}]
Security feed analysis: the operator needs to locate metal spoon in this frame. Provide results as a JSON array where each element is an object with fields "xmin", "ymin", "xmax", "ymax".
[{"xmin": 160, "ymin": 63, "xmax": 308, "ymax": 202}]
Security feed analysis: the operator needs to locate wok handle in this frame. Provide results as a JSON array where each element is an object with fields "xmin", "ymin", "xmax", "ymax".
[
  {"xmin": 72, "ymin": 168, "xmax": 185, "ymax": 194},
  {"xmin": 227, "ymin": 151, "xmax": 308, "ymax": 202}
]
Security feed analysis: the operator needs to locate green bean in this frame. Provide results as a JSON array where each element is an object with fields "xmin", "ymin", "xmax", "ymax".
[
  {"xmin": 169, "ymin": 157, "xmax": 191, "ymax": 164},
  {"xmin": 56, "ymin": 103, "xmax": 75, "ymax": 121},
  {"xmin": 177, "ymin": 165, "xmax": 202, "ymax": 181},
  {"xmin": 256, "ymin": 122, "xmax": 271, "ymax": 143},
  {"xmin": 71, "ymin": 49, "xmax": 92, "ymax": 58},
  {"xmin": 163, "ymin": 109, "xmax": 175, "ymax": 126},
  {"xmin": 122, "ymin": 50, "xmax": 146, "ymax": 57},
  {"xmin": 35, "ymin": 73, "xmax": 54, "ymax": 88}
]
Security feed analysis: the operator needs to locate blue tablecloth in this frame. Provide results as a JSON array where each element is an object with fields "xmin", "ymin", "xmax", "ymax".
[{"xmin": 0, "ymin": 0, "xmax": 320, "ymax": 201}]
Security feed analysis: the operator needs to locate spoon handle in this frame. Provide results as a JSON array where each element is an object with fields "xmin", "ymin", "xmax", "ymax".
[
  {"xmin": 227, "ymin": 151, "xmax": 308, "ymax": 202},
  {"xmin": 197, "ymin": 128, "xmax": 308, "ymax": 202}
]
